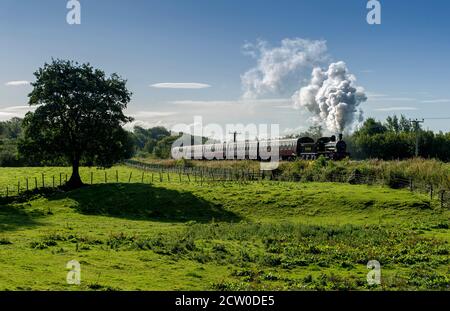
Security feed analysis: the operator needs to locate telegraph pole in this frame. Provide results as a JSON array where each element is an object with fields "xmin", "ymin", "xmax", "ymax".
[
  {"xmin": 410, "ymin": 119, "xmax": 424, "ymax": 157},
  {"xmin": 229, "ymin": 131, "xmax": 241, "ymax": 143}
]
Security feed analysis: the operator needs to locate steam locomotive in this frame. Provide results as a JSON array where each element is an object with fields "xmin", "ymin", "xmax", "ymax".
[{"xmin": 172, "ymin": 134, "xmax": 348, "ymax": 161}]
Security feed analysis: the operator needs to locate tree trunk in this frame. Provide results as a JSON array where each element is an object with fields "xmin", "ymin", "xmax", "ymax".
[{"xmin": 67, "ymin": 158, "xmax": 84, "ymax": 189}]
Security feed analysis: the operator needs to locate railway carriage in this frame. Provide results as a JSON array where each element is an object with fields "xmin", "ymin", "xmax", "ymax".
[
  {"xmin": 204, "ymin": 142, "xmax": 225, "ymax": 160},
  {"xmin": 172, "ymin": 134, "xmax": 349, "ymax": 161}
]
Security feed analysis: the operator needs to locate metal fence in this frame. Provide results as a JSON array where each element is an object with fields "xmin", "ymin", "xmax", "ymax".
[
  {"xmin": 124, "ymin": 160, "xmax": 450, "ymax": 209},
  {"xmin": 0, "ymin": 173, "xmax": 69, "ymax": 198},
  {"xmin": 0, "ymin": 159, "xmax": 448, "ymax": 209},
  {"xmin": 124, "ymin": 159, "xmax": 264, "ymax": 182}
]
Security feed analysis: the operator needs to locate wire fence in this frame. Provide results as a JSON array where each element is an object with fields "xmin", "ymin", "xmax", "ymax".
[
  {"xmin": 124, "ymin": 160, "xmax": 450, "ymax": 209},
  {"xmin": 125, "ymin": 160, "xmax": 265, "ymax": 182},
  {"xmin": 0, "ymin": 173, "xmax": 69, "ymax": 198},
  {"xmin": 0, "ymin": 168, "xmax": 197, "ymax": 198},
  {"xmin": 0, "ymin": 159, "xmax": 449, "ymax": 209}
]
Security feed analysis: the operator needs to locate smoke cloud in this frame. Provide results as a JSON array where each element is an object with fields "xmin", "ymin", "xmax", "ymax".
[
  {"xmin": 293, "ymin": 61, "xmax": 367, "ymax": 133},
  {"xmin": 241, "ymin": 38, "xmax": 328, "ymax": 99}
]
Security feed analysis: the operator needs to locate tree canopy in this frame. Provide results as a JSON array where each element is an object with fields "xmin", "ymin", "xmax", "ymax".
[
  {"xmin": 19, "ymin": 59, "xmax": 134, "ymax": 188},
  {"xmin": 347, "ymin": 115, "xmax": 450, "ymax": 161}
]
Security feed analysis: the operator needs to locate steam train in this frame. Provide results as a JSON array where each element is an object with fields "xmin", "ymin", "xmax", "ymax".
[{"xmin": 172, "ymin": 134, "xmax": 348, "ymax": 161}]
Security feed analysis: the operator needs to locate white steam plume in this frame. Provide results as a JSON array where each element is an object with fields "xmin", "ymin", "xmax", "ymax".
[
  {"xmin": 241, "ymin": 38, "xmax": 328, "ymax": 99},
  {"xmin": 293, "ymin": 61, "xmax": 367, "ymax": 133}
]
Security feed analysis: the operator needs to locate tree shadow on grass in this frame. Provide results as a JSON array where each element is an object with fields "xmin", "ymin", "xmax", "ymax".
[
  {"xmin": 53, "ymin": 183, "xmax": 242, "ymax": 223},
  {"xmin": 0, "ymin": 198, "xmax": 43, "ymax": 232}
]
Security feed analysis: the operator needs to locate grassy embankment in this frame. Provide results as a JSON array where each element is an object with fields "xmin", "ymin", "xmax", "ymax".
[
  {"xmin": 135, "ymin": 157, "xmax": 450, "ymax": 188},
  {"xmin": 0, "ymin": 165, "xmax": 449, "ymax": 290}
]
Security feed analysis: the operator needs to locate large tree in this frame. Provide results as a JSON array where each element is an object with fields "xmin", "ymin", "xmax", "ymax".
[{"xmin": 19, "ymin": 59, "xmax": 133, "ymax": 188}]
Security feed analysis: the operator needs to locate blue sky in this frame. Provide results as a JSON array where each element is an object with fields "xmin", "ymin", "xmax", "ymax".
[{"xmin": 1, "ymin": 0, "xmax": 449, "ymax": 137}]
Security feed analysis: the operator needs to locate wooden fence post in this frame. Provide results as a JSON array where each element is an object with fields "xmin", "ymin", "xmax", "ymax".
[
  {"xmin": 91, "ymin": 172, "xmax": 93, "ymax": 185},
  {"xmin": 430, "ymin": 184, "xmax": 434, "ymax": 200},
  {"xmin": 34, "ymin": 177, "xmax": 38, "ymax": 189},
  {"xmin": 105, "ymin": 171, "xmax": 107, "ymax": 183},
  {"xmin": 18, "ymin": 181, "xmax": 20, "ymax": 195},
  {"xmin": 116, "ymin": 170, "xmax": 119, "ymax": 183},
  {"xmin": 42, "ymin": 173, "xmax": 45, "ymax": 188},
  {"xmin": 52, "ymin": 176, "xmax": 55, "ymax": 188},
  {"xmin": 60, "ymin": 173, "xmax": 62, "ymax": 186},
  {"xmin": 6, "ymin": 186, "xmax": 8, "ymax": 197},
  {"xmin": 128, "ymin": 172, "xmax": 133, "ymax": 182},
  {"xmin": 141, "ymin": 172, "xmax": 144, "ymax": 183},
  {"xmin": 440, "ymin": 190, "xmax": 445, "ymax": 209}
]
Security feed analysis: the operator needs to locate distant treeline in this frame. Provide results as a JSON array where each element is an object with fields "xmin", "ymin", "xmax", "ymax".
[
  {"xmin": 284, "ymin": 115, "xmax": 450, "ymax": 162},
  {"xmin": 0, "ymin": 118, "xmax": 172, "ymax": 166},
  {"xmin": 0, "ymin": 119, "xmax": 203, "ymax": 166},
  {"xmin": 130, "ymin": 126, "xmax": 179, "ymax": 159},
  {"xmin": 1, "ymin": 115, "xmax": 449, "ymax": 166},
  {"xmin": 0, "ymin": 118, "xmax": 23, "ymax": 166},
  {"xmin": 347, "ymin": 115, "xmax": 450, "ymax": 161}
]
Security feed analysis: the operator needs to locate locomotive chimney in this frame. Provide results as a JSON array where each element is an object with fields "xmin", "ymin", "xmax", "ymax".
[{"xmin": 338, "ymin": 133, "xmax": 343, "ymax": 141}]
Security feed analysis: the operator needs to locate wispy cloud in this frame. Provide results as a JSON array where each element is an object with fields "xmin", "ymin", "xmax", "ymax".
[
  {"xmin": 129, "ymin": 111, "xmax": 178, "ymax": 118},
  {"xmin": 150, "ymin": 83, "xmax": 211, "ymax": 89},
  {"xmin": 367, "ymin": 93, "xmax": 450, "ymax": 104},
  {"xmin": 171, "ymin": 98, "xmax": 292, "ymax": 106},
  {"xmin": 123, "ymin": 111, "xmax": 178, "ymax": 130},
  {"xmin": 366, "ymin": 92, "xmax": 388, "ymax": 98},
  {"xmin": 420, "ymin": 99, "xmax": 450, "ymax": 104},
  {"xmin": 123, "ymin": 120, "xmax": 169, "ymax": 131},
  {"xmin": 0, "ymin": 111, "xmax": 15, "ymax": 117},
  {"xmin": 371, "ymin": 97, "xmax": 417, "ymax": 102},
  {"xmin": 0, "ymin": 109, "xmax": 22, "ymax": 120},
  {"xmin": 5, "ymin": 80, "xmax": 30, "ymax": 86},
  {"xmin": 374, "ymin": 107, "xmax": 418, "ymax": 112},
  {"xmin": 171, "ymin": 100, "xmax": 236, "ymax": 106},
  {"xmin": 273, "ymin": 105, "xmax": 294, "ymax": 109},
  {"xmin": 366, "ymin": 92, "xmax": 421, "ymax": 102},
  {"xmin": 3, "ymin": 105, "xmax": 37, "ymax": 111},
  {"xmin": 0, "ymin": 104, "xmax": 39, "ymax": 120}
]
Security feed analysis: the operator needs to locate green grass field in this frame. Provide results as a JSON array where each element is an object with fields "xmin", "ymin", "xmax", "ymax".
[{"xmin": 0, "ymin": 166, "xmax": 449, "ymax": 290}]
